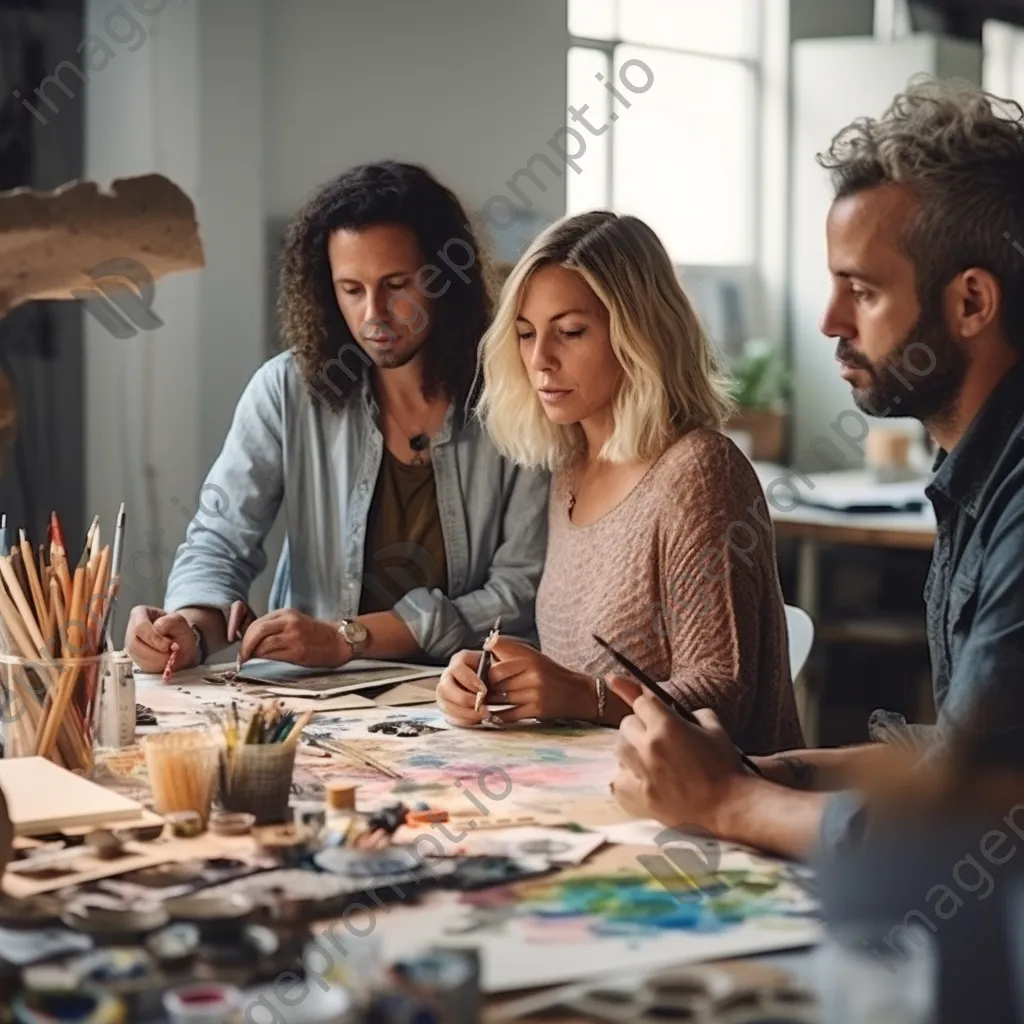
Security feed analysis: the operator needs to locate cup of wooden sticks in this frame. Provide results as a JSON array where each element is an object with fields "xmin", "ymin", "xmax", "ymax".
[
  {"xmin": 0, "ymin": 507, "xmax": 126, "ymax": 772},
  {"xmin": 142, "ymin": 728, "xmax": 223, "ymax": 826},
  {"xmin": 214, "ymin": 702, "xmax": 311, "ymax": 825}
]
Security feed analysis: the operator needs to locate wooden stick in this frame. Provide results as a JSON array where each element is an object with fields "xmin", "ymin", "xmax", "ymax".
[
  {"xmin": 50, "ymin": 578, "xmax": 65, "ymax": 658},
  {"xmin": 0, "ymin": 556, "xmax": 47, "ymax": 657},
  {"xmin": 285, "ymin": 709, "xmax": 314, "ymax": 746},
  {"xmin": 19, "ymin": 531, "xmax": 48, "ymax": 631},
  {"xmin": 35, "ymin": 566, "xmax": 86, "ymax": 757},
  {"xmin": 0, "ymin": 582, "xmax": 39, "ymax": 663},
  {"xmin": 52, "ymin": 545, "xmax": 72, "ymax": 614},
  {"xmin": 86, "ymin": 545, "xmax": 110, "ymax": 650}
]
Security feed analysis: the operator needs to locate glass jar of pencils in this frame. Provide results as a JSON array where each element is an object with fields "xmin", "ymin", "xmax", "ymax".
[{"xmin": 0, "ymin": 650, "xmax": 113, "ymax": 775}]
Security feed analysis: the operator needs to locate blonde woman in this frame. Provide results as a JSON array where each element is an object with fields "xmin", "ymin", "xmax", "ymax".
[{"xmin": 436, "ymin": 211, "xmax": 803, "ymax": 754}]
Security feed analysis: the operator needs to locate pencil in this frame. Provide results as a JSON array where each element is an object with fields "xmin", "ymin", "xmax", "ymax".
[
  {"xmin": 0, "ymin": 513, "xmax": 7, "ymax": 554},
  {"xmin": 0, "ymin": 555, "xmax": 46, "ymax": 657},
  {"xmin": 19, "ymin": 531, "xmax": 48, "ymax": 633},
  {"xmin": 104, "ymin": 502, "xmax": 126, "ymax": 649},
  {"xmin": 592, "ymin": 634, "xmax": 765, "ymax": 778},
  {"xmin": 474, "ymin": 615, "xmax": 501, "ymax": 713}
]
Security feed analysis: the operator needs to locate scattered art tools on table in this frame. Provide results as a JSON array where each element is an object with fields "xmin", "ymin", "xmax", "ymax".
[
  {"xmin": 593, "ymin": 634, "xmax": 765, "ymax": 778},
  {"xmin": 304, "ymin": 731, "xmax": 403, "ymax": 780}
]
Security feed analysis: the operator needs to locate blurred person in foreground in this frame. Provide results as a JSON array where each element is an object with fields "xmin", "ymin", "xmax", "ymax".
[
  {"xmin": 436, "ymin": 211, "xmax": 803, "ymax": 754},
  {"xmin": 611, "ymin": 78, "xmax": 1024, "ymax": 859},
  {"xmin": 125, "ymin": 161, "xmax": 547, "ymax": 675}
]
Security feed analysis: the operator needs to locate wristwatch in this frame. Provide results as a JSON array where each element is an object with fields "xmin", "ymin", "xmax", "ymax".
[
  {"xmin": 188, "ymin": 622, "xmax": 208, "ymax": 665},
  {"xmin": 338, "ymin": 618, "xmax": 369, "ymax": 658}
]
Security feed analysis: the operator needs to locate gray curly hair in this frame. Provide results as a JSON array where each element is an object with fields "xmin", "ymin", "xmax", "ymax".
[{"xmin": 818, "ymin": 75, "xmax": 1024, "ymax": 346}]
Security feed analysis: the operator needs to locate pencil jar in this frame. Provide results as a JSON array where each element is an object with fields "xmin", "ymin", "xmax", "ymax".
[
  {"xmin": 219, "ymin": 742, "xmax": 297, "ymax": 825},
  {"xmin": 142, "ymin": 728, "xmax": 222, "ymax": 826},
  {"xmin": 0, "ymin": 651, "xmax": 109, "ymax": 775}
]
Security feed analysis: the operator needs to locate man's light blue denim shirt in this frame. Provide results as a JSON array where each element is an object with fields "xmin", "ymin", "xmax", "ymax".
[{"xmin": 164, "ymin": 351, "xmax": 549, "ymax": 661}]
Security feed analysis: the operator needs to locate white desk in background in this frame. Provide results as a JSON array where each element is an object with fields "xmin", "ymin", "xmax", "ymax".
[{"xmin": 753, "ymin": 464, "xmax": 937, "ymax": 742}]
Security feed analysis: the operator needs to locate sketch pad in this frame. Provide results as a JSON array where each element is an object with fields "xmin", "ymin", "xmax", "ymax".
[
  {"xmin": 0, "ymin": 757, "xmax": 146, "ymax": 836},
  {"xmin": 232, "ymin": 659, "xmax": 440, "ymax": 699}
]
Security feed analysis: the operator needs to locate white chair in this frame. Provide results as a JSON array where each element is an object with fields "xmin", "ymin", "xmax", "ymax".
[{"xmin": 785, "ymin": 604, "xmax": 815, "ymax": 680}]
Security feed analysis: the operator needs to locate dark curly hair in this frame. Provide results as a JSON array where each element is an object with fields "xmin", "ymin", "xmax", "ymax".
[{"xmin": 278, "ymin": 161, "xmax": 494, "ymax": 411}]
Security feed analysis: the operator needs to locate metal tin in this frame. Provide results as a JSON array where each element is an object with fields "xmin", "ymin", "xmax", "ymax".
[
  {"xmin": 293, "ymin": 801, "xmax": 327, "ymax": 837},
  {"xmin": 165, "ymin": 811, "xmax": 203, "ymax": 838},
  {"xmin": 391, "ymin": 947, "xmax": 480, "ymax": 1024},
  {"xmin": 12, "ymin": 990, "xmax": 125, "ymax": 1024},
  {"xmin": 96, "ymin": 652, "xmax": 136, "ymax": 750}
]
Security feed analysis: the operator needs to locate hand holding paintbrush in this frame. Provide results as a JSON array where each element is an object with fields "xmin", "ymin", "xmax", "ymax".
[{"xmin": 593, "ymin": 635, "xmax": 764, "ymax": 778}]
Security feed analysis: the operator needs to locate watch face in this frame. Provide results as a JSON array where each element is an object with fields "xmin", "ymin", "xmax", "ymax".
[{"xmin": 345, "ymin": 621, "xmax": 369, "ymax": 644}]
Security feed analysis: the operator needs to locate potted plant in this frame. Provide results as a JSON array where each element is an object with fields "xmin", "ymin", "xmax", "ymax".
[{"xmin": 726, "ymin": 340, "xmax": 789, "ymax": 462}]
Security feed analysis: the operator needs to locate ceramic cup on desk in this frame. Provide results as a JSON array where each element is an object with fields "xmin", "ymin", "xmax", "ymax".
[{"xmin": 865, "ymin": 426, "xmax": 915, "ymax": 483}]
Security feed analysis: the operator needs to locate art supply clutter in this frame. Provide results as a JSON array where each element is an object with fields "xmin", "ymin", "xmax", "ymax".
[{"xmin": 0, "ymin": 506, "xmax": 127, "ymax": 772}]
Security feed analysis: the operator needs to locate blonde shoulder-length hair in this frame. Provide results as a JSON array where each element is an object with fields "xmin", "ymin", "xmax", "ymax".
[{"xmin": 476, "ymin": 211, "xmax": 735, "ymax": 471}]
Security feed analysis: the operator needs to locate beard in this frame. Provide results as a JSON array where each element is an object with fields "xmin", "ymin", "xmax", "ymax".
[
  {"xmin": 836, "ymin": 305, "xmax": 968, "ymax": 422},
  {"xmin": 356, "ymin": 326, "xmax": 427, "ymax": 370}
]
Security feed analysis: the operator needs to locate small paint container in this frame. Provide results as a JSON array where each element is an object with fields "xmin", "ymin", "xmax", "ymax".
[
  {"xmin": 392, "ymin": 947, "xmax": 480, "ymax": 1024},
  {"xmin": 208, "ymin": 810, "xmax": 255, "ymax": 836},
  {"xmin": 325, "ymin": 782, "xmax": 357, "ymax": 811},
  {"xmin": 12, "ymin": 990, "xmax": 125, "ymax": 1023},
  {"xmin": 293, "ymin": 801, "xmax": 327, "ymax": 837},
  {"xmin": 165, "ymin": 810, "xmax": 204, "ymax": 838},
  {"xmin": 162, "ymin": 982, "xmax": 241, "ymax": 1023}
]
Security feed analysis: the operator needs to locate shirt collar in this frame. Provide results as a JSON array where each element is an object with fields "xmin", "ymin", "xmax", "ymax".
[
  {"xmin": 359, "ymin": 374, "xmax": 457, "ymax": 444},
  {"xmin": 927, "ymin": 357, "xmax": 1024, "ymax": 517}
]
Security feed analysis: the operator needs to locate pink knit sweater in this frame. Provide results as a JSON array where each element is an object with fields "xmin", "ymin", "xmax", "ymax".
[{"xmin": 536, "ymin": 429, "xmax": 804, "ymax": 755}]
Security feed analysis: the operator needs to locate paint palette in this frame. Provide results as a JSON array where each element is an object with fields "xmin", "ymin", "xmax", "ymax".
[{"xmin": 560, "ymin": 964, "xmax": 819, "ymax": 1023}]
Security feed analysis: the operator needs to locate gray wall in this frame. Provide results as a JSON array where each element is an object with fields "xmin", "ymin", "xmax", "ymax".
[{"xmin": 788, "ymin": 34, "xmax": 982, "ymax": 470}]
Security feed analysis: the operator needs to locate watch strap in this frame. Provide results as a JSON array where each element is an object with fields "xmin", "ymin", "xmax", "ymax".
[{"xmin": 188, "ymin": 622, "xmax": 208, "ymax": 665}]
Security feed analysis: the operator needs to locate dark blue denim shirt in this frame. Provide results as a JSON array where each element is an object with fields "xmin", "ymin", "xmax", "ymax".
[{"xmin": 822, "ymin": 357, "xmax": 1024, "ymax": 854}]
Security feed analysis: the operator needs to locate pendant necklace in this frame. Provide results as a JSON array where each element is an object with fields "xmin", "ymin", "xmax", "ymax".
[{"xmin": 386, "ymin": 407, "xmax": 432, "ymax": 466}]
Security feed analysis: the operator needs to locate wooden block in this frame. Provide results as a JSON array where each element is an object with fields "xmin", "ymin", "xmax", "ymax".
[
  {"xmin": 0, "ymin": 757, "xmax": 144, "ymax": 836},
  {"xmin": 325, "ymin": 782, "xmax": 357, "ymax": 811}
]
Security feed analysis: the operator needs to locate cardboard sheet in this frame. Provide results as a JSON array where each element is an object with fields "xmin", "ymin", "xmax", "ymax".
[
  {"xmin": 0, "ymin": 757, "xmax": 145, "ymax": 836},
  {"xmin": 0, "ymin": 173, "xmax": 204, "ymax": 317}
]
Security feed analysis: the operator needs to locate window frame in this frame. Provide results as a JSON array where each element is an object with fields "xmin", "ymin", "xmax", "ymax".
[{"xmin": 567, "ymin": 2, "xmax": 766, "ymax": 270}]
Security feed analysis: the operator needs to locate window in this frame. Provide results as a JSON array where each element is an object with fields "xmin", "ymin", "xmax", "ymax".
[
  {"xmin": 984, "ymin": 20, "xmax": 1024, "ymax": 102},
  {"xmin": 567, "ymin": 0, "xmax": 762, "ymax": 267}
]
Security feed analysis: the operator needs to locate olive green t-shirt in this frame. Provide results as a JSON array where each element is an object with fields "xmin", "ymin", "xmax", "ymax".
[{"xmin": 358, "ymin": 448, "xmax": 448, "ymax": 614}]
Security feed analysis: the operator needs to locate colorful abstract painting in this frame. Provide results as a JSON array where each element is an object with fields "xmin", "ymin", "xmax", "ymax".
[{"xmin": 314, "ymin": 707, "xmax": 619, "ymax": 797}]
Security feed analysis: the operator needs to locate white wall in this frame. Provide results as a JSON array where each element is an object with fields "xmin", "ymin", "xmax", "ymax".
[{"xmin": 263, "ymin": 0, "xmax": 569, "ymax": 241}]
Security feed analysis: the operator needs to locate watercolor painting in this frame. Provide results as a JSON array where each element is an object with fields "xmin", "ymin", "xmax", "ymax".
[
  {"xmin": 317, "ymin": 707, "xmax": 619, "ymax": 798},
  {"xmin": 369, "ymin": 847, "xmax": 820, "ymax": 992},
  {"xmin": 461, "ymin": 859, "xmax": 816, "ymax": 940}
]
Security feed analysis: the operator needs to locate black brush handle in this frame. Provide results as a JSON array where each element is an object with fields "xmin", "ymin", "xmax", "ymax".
[{"xmin": 593, "ymin": 635, "xmax": 764, "ymax": 778}]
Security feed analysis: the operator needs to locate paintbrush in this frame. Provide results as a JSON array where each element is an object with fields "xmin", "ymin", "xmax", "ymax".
[
  {"xmin": 305, "ymin": 733, "xmax": 403, "ymax": 779},
  {"xmin": 592, "ymin": 634, "xmax": 764, "ymax": 778},
  {"xmin": 474, "ymin": 615, "xmax": 502, "ymax": 713}
]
